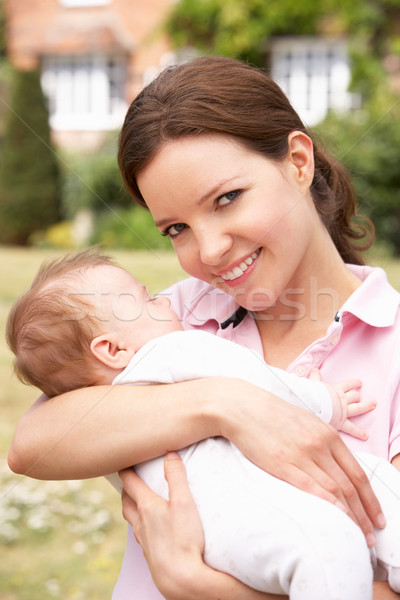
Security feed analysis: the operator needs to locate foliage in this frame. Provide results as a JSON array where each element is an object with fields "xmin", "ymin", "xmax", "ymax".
[
  {"xmin": 59, "ymin": 139, "xmax": 171, "ymax": 251},
  {"xmin": 166, "ymin": 0, "xmax": 400, "ymax": 96},
  {"xmin": 320, "ymin": 100, "xmax": 400, "ymax": 255},
  {"xmin": 61, "ymin": 137, "xmax": 131, "ymax": 219},
  {"xmin": 0, "ymin": 68, "xmax": 61, "ymax": 244},
  {"xmin": 90, "ymin": 205, "xmax": 172, "ymax": 251},
  {"xmin": 32, "ymin": 220, "xmax": 76, "ymax": 249},
  {"xmin": 166, "ymin": 0, "xmax": 333, "ymax": 65}
]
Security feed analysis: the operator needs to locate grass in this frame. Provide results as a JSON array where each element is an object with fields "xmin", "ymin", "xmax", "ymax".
[
  {"xmin": 0, "ymin": 246, "xmax": 185, "ymax": 600},
  {"xmin": 1, "ymin": 245, "xmax": 399, "ymax": 600}
]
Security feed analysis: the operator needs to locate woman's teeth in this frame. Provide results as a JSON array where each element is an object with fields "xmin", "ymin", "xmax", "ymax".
[{"xmin": 220, "ymin": 250, "xmax": 260, "ymax": 281}]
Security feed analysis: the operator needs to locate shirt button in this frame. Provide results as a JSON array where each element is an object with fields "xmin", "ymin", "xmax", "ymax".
[
  {"xmin": 330, "ymin": 335, "xmax": 340, "ymax": 346},
  {"xmin": 295, "ymin": 365, "xmax": 306, "ymax": 377}
]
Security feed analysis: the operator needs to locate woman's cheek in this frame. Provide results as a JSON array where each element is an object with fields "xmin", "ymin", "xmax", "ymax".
[{"xmin": 175, "ymin": 245, "xmax": 202, "ymax": 279}]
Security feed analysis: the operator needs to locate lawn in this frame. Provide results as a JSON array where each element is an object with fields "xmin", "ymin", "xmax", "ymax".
[
  {"xmin": 0, "ymin": 246, "xmax": 185, "ymax": 600},
  {"xmin": 1, "ymin": 245, "xmax": 399, "ymax": 600}
]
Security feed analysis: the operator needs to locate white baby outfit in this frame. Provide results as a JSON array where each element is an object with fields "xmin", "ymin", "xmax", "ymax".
[{"xmin": 108, "ymin": 330, "xmax": 400, "ymax": 599}]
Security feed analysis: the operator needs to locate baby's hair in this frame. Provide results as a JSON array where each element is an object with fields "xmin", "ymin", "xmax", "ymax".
[{"xmin": 6, "ymin": 248, "xmax": 118, "ymax": 398}]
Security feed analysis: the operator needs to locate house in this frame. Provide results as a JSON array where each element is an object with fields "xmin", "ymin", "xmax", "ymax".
[
  {"xmin": 5, "ymin": 0, "xmax": 358, "ymax": 148},
  {"xmin": 268, "ymin": 36, "xmax": 358, "ymax": 126},
  {"xmin": 4, "ymin": 0, "xmax": 178, "ymax": 149}
]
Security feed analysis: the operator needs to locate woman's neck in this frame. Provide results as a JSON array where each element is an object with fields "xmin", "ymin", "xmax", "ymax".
[{"xmin": 254, "ymin": 250, "xmax": 362, "ymax": 369}]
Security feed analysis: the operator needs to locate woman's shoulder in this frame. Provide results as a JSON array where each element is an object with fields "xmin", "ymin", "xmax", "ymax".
[{"xmin": 344, "ymin": 264, "xmax": 400, "ymax": 328}]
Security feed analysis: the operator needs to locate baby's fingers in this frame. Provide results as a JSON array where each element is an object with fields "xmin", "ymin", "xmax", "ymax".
[
  {"xmin": 347, "ymin": 400, "xmax": 376, "ymax": 418},
  {"xmin": 340, "ymin": 419, "xmax": 369, "ymax": 440},
  {"xmin": 337, "ymin": 378, "xmax": 363, "ymax": 393},
  {"xmin": 344, "ymin": 389, "xmax": 361, "ymax": 405}
]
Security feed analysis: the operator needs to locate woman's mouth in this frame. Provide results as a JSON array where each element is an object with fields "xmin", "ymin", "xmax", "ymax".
[{"xmin": 219, "ymin": 249, "xmax": 261, "ymax": 281}]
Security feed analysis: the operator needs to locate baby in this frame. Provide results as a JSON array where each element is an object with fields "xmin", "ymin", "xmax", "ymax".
[{"xmin": 7, "ymin": 249, "xmax": 400, "ymax": 599}]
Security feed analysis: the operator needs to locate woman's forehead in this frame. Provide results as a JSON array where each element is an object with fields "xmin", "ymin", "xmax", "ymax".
[{"xmin": 137, "ymin": 135, "xmax": 261, "ymax": 211}]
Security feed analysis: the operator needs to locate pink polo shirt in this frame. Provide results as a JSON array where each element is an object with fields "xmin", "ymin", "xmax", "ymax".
[{"xmin": 112, "ymin": 264, "xmax": 400, "ymax": 599}]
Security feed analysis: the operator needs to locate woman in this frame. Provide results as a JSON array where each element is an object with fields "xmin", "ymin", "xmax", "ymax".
[{"xmin": 8, "ymin": 56, "xmax": 400, "ymax": 598}]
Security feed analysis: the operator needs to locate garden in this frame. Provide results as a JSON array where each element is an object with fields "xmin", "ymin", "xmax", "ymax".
[
  {"xmin": 0, "ymin": 247, "xmax": 185, "ymax": 600},
  {"xmin": 1, "ymin": 1, "xmax": 400, "ymax": 597}
]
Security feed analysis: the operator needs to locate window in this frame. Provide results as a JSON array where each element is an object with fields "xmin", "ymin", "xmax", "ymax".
[
  {"xmin": 41, "ymin": 55, "xmax": 127, "ymax": 131},
  {"xmin": 270, "ymin": 38, "xmax": 356, "ymax": 126}
]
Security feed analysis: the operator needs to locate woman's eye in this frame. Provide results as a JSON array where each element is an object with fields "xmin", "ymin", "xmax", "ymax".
[
  {"xmin": 217, "ymin": 190, "xmax": 241, "ymax": 207},
  {"xmin": 161, "ymin": 222, "xmax": 187, "ymax": 238}
]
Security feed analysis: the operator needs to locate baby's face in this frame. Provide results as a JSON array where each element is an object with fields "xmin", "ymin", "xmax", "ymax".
[{"xmin": 84, "ymin": 265, "xmax": 183, "ymax": 352}]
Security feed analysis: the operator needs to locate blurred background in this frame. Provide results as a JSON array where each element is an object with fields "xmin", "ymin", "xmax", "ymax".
[{"xmin": 1, "ymin": 0, "xmax": 400, "ymax": 598}]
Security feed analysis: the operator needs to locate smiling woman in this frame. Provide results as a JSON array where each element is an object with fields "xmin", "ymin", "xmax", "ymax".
[
  {"xmin": 136, "ymin": 133, "xmax": 324, "ymax": 315},
  {"xmin": 8, "ymin": 56, "xmax": 400, "ymax": 600}
]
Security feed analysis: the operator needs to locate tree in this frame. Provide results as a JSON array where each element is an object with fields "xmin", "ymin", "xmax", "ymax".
[
  {"xmin": 166, "ymin": 0, "xmax": 331, "ymax": 66},
  {"xmin": 322, "ymin": 105, "xmax": 400, "ymax": 256},
  {"xmin": 166, "ymin": 0, "xmax": 400, "ymax": 94},
  {"xmin": 0, "ymin": 69, "xmax": 61, "ymax": 244}
]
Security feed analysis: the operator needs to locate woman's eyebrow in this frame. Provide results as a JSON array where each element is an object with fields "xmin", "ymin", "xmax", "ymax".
[
  {"xmin": 154, "ymin": 216, "xmax": 176, "ymax": 228},
  {"xmin": 196, "ymin": 177, "xmax": 239, "ymax": 207},
  {"xmin": 154, "ymin": 177, "xmax": 240, "ymax": 227}
]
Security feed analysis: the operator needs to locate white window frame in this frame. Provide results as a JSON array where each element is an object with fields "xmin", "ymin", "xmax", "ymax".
[
  {"xmin": 41, "ymin": 54, "xmax": 127, "ymax": 131},
  {"xmin": 270, "ymin": 37, "xmax": 355, "ymax": 126}
]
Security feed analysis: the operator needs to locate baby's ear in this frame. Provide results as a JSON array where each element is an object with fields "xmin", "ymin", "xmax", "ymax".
[{"xmin": 90, "ymin": 334, "xmax": 132, "ymax": 370}]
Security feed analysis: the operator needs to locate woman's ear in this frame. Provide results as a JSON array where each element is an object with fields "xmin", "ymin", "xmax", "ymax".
[
  {"xmin": 90, "ymin": 334, "xmax": 133, "ymax": 370},
  {"xmin": 286, "ymin": 131, "xmax": 315, "ymax": 191}
]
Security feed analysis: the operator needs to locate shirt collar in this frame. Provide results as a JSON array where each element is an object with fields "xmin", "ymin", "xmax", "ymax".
[
  {"xmin": 341, "ymin": 264, "xmax": 400, "ymax": 327},
  {"xmin": 183, "ymin": 265, "xmax": 400, "ymax": 329},
  {"xmin": 184, "ymin": 283, "xmax": 241, "ymax": 328}
]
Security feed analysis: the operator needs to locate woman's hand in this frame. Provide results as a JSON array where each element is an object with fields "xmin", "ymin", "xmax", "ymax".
[
  {"xmin": 214, "ymin": 377, "xmax": 386, "ymax": 548},
  {"xmin": 120, "ymin": 452, "xmax": 205, "ymax": 599},
  {"xmin": 373, "ymin": 582, "xmax": 400, "ymax": 598},
  {"xmin": 120, "ymin": 453, "xmax": 282, "ymax": 600}
]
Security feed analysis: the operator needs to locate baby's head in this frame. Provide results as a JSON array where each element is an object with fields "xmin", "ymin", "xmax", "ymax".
[{"xmin": 6, "ymin": 249, "xmax": 182, "ymax": 398}]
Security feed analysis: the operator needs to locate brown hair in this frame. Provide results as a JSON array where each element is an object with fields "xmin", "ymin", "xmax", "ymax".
[
  {"xmin": 6, "ymin": 249, "xmax": 117, "ymax": 398},
  {"xmin": 118, "ymin": 55, "xmax": 373, "ymax": 265}
]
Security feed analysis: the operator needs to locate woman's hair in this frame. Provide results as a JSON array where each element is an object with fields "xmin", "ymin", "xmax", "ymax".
[
  {"xmin": 118, "ymin": 55, "xmax": 373, "ymax": 265},
  {"xmin": 6, "ymin": 249, "xmax": 117, "ymax": 398}
]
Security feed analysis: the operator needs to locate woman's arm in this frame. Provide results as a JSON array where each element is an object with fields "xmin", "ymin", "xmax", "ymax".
[
  {"xmin": 8, "ymin": 377, "xmax": 384, "ymax": 540},
  {"xmin": 8, "ymin": 379, "xmax": 220, "ymax": 479}
]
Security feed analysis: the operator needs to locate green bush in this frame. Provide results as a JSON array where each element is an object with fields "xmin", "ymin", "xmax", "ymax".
[
  {"xmin": 62, "ymin": 150, "xmax": 132, "ymax": 219},
  {"xmin": 0, "ymin": 68, "xmax": 61, "ymax": 244},
  {"xmin": 91, "ymin": 206, "xmax": 172, "ymax": 251},
  {"xmin": 319, "ymin": 107, "xmax": 400, "ymax": 256}
]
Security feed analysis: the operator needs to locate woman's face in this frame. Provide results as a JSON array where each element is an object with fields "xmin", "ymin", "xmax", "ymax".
[{"xmin": 137, "ymin": 134, "xmax": 320, "ymax": 313}]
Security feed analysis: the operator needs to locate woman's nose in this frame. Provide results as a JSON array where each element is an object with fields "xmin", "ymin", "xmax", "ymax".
[{"xmin": 197, "ymin": 231, "xmax": 232, "ymax": 266}]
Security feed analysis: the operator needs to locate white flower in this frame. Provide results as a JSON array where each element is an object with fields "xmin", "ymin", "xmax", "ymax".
[
  {"xmin": 45, "ymin": 578, "xmax": 60, "ymax": 597},
  {"xmin": 72, "ymin": 540, "xmax": 87, "ymax": 554}
]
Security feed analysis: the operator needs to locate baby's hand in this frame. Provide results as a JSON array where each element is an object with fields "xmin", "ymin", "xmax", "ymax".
[{"xmin": 309, "ymin": 368, "xmax": 376, "ymax": 440}]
